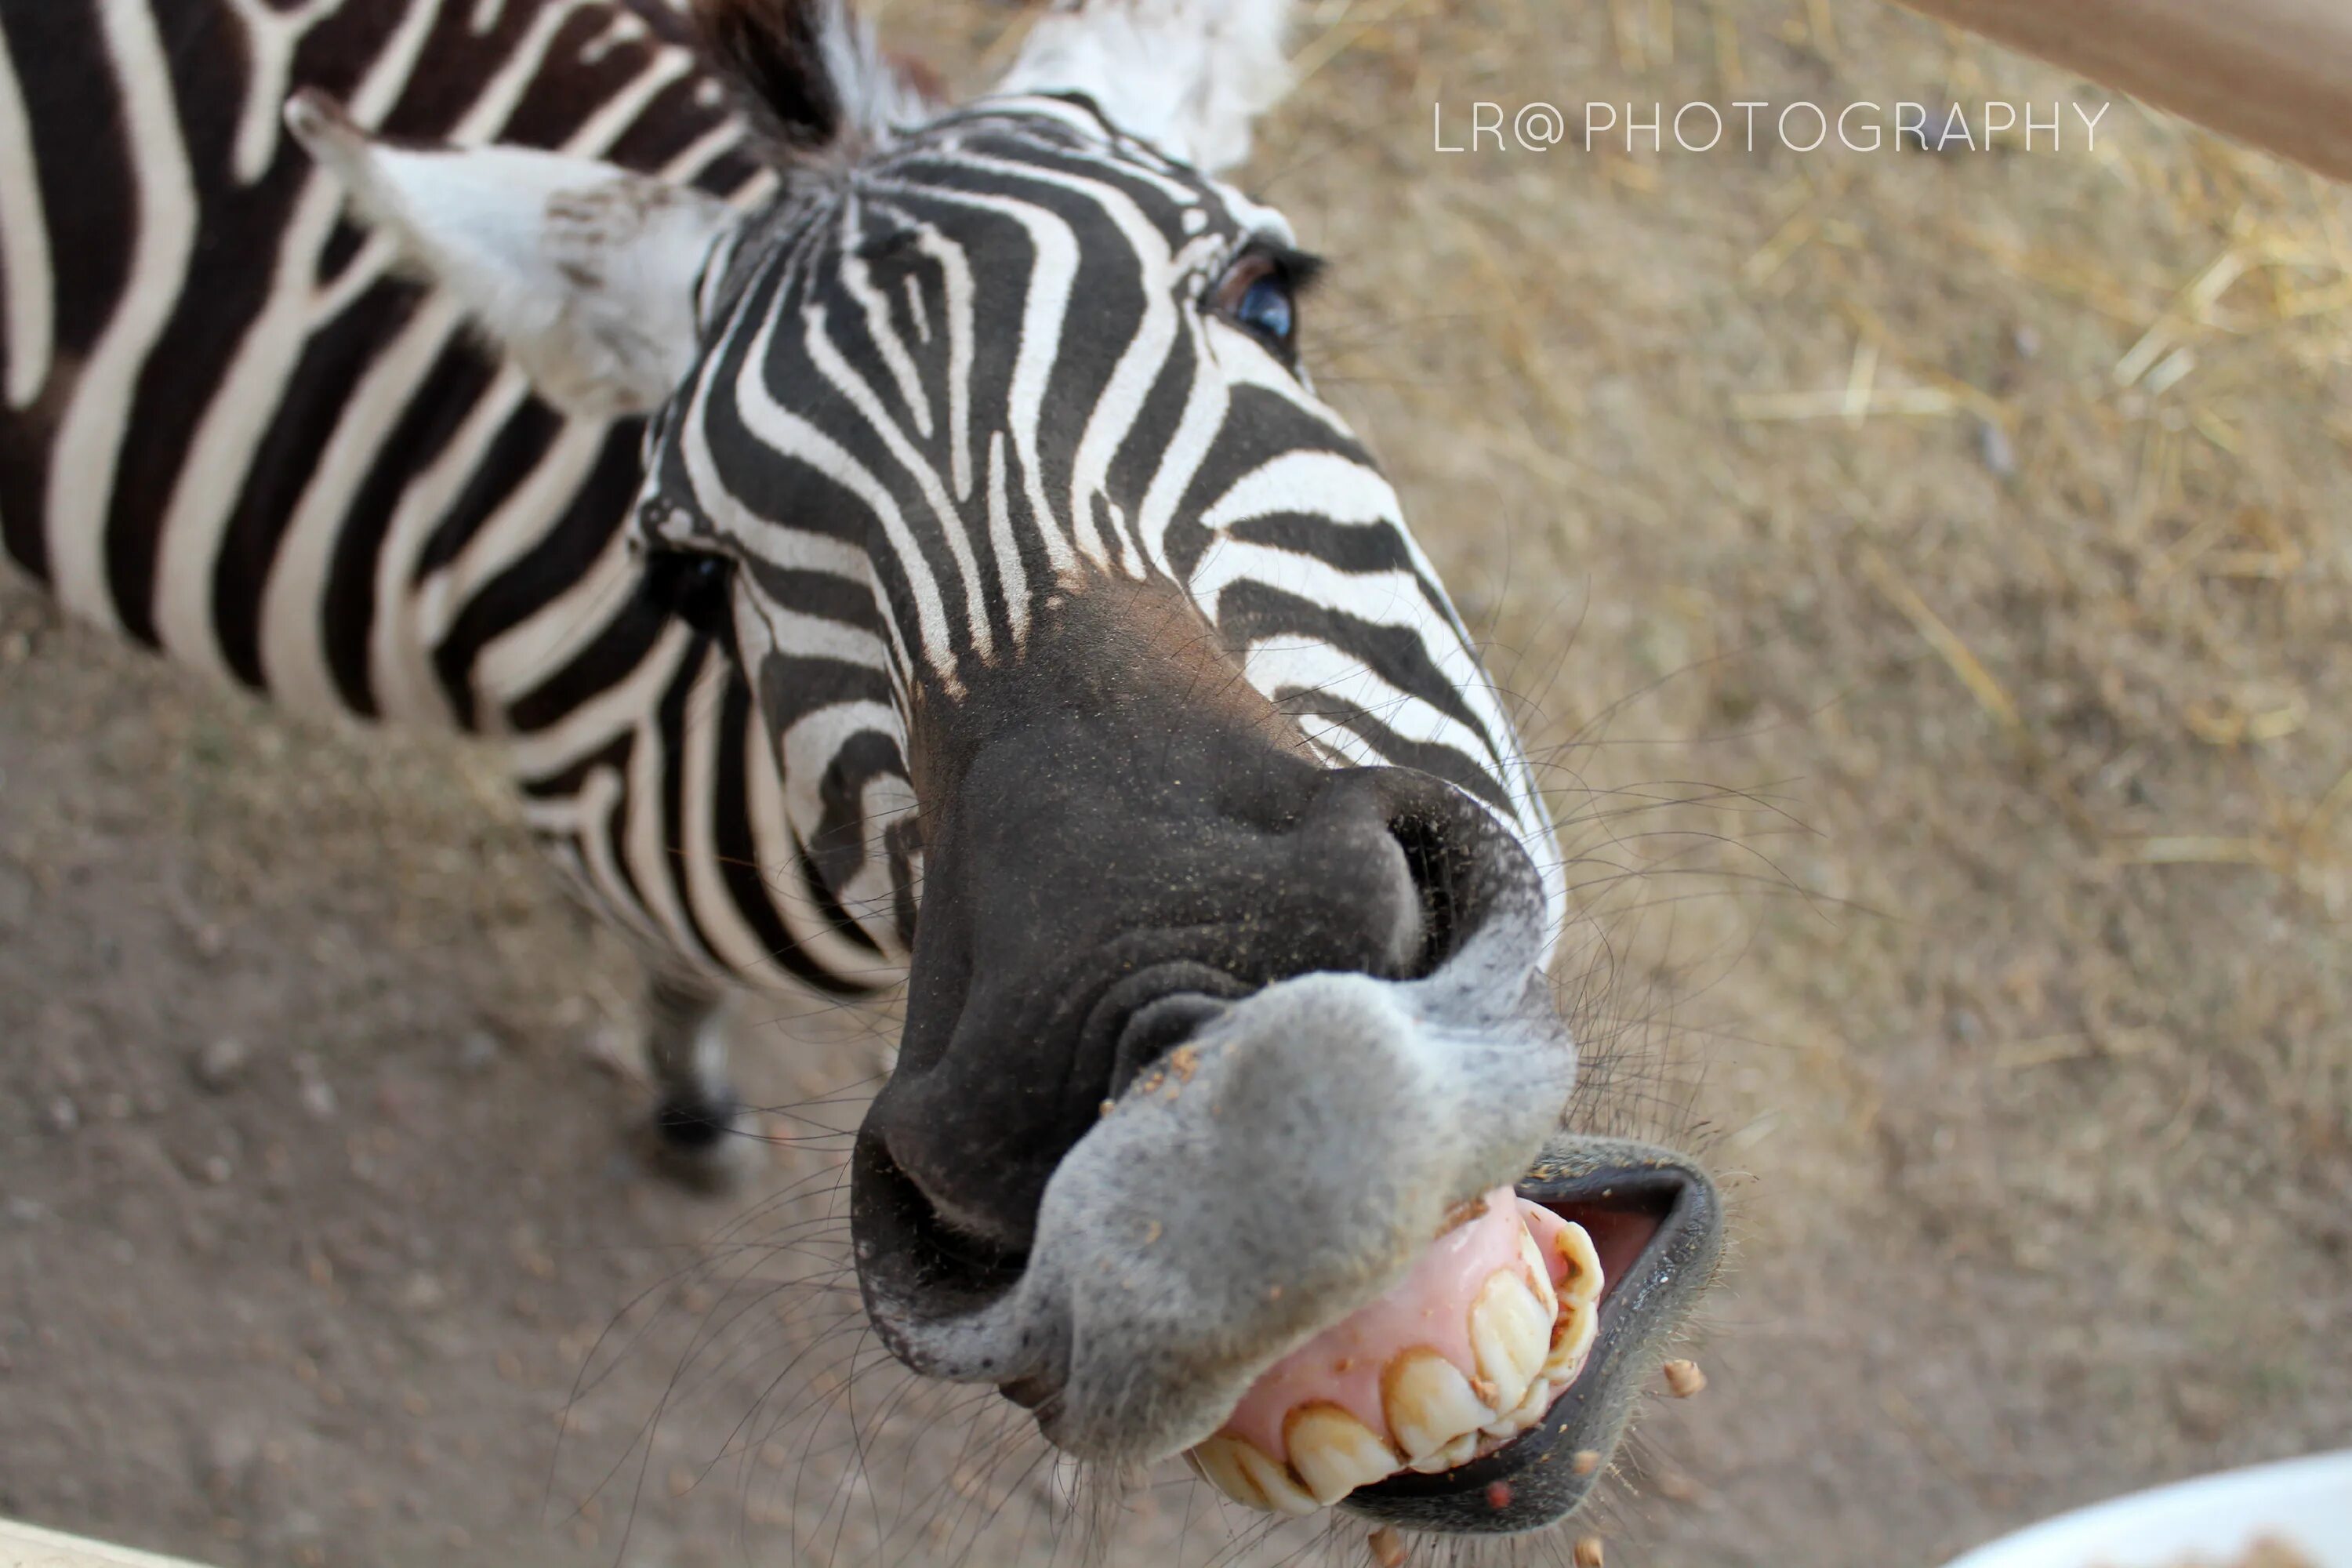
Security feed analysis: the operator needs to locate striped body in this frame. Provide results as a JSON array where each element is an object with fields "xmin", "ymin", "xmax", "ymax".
[{"xmin": 0, "ymin": 0, "xmax": 893, "ymax": 1000}]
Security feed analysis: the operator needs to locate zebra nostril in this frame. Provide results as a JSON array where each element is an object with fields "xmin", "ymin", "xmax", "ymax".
[
  {"xmin": 1084, "ymin": 962, "xmax": 1254, "ymax": 1105},
  {"xmin": 1386, "ymin": 810, "xmax": 1472, "ymax": 979},
  {"xmin": 875, "ymin": 1134, "xmax": 1033, "ymax": 1283},
  {"xmin": 1109, "ymin": 991, "xmax": 1233, "ymax": 1098}
]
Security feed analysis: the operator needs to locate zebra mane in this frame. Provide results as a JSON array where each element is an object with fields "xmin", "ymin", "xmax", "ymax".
[
  {"xmin": 997, "ymin": 0, "xmax": 1298, "ymax": 174},
  {"xmin": 689, "ymin": 0, "xmax": 938, "ymax": 154}
]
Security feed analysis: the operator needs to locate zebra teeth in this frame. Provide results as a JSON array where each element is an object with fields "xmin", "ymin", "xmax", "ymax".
[
  {"xmin": 1283, "ymin": 1403, "xmax": 1400, "ymax": 1505},
  {"xmin": 1542, "ymin": 1221, "xmax": 1603, "ymax": 1382},
  {"xmin": 1381, "ymin": 1347, "xmax": 1497, "ymax": 1470},
  {"xmin": 1518, "ymin": 1221, "xmax": 1559, "ymax": 1319},
  {"xmin": 1233, "ymin": 1436, "xmax": 1322, "ymax": 1515},
  {"xmin": 1468, "ymin": 1267, "xmax": 1552, "ymax": 1417},
  {"xmin": 1555, "ymin": 1218, "xmax": 1604, "ymax": 1312},
  {"xmin": 1187, "ymin": 1436, "xmax": 1265, "ymax": 1510},
  {"xmin": 1481, "ymin": 1371, "xmax": 1555, "ymax": 1442},
  {"xmin": 1190, "ymin": 1210, "xmax": 1617, "ymax": 1513},
  {"xmin": 1188, "ymin": 1434, "xmax": 1319, "ymax": 1515}
]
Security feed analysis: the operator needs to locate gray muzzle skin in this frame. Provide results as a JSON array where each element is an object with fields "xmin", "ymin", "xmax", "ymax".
[{"xmin": 851, "ymin": 858, "xmax": 1577, "ymax": 1468}]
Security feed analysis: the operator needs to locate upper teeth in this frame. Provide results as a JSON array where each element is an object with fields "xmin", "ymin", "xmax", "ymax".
[
  {"xmin": 1285, "ymin": 1403, "xmax": 1400, "ymax": 1504},
  {"xmin": 1190, "ymin": 1215, "xmax": 1606, "ymax": 1514}
]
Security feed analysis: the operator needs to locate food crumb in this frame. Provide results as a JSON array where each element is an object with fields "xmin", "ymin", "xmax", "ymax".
[
  {"xmin": 1662, "ymin": 1358, "xmax": 1706, "ymax": 1397},
  {"xmin": 1484, "ymin": 1479, "xmax": 1512, "ymax": 1509},
  {"xmin": 1367, "ymin": 1524, "xmax": 1408, "ymax": 1568},
  {"xmin": 1573, "ymin": 1534, "xmax": 1605, "ymax": 1567},
  {"xmin": 1570, "ymin": 1448, "xmax": 1602, "ymax": 1475}
]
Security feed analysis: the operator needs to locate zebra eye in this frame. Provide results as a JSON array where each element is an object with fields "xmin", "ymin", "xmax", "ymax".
[
  {"xmin": 1212, "ymin": 245, "xmax": 1321, "ymax": 358},
  {"xmin": 1236, "ymin": 272, "xmax": 1294, "ymax": 343},
  {"xmin": 643, "ymin": 548, "xmax": 737, "ymax": 644}
]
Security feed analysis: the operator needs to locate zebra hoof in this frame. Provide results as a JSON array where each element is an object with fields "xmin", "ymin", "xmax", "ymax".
[{"xmin": 644, "ymin": 1091, "xmax": 760, "ymax": 1191}]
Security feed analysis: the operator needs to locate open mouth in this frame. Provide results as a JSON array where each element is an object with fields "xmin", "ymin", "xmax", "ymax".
[{"xmin": 1188, "ymin": 1147, "xmax": 1720, "ymax": 1534}]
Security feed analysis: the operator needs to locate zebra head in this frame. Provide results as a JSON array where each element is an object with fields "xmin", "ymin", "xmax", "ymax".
[{"xmin": 288, "ymin": 0, "xmax": 1720, "ymax": 1537}]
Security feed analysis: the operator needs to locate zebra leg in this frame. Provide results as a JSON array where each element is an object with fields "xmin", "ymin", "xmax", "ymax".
[{"xmin": 640, "ymin": 971, "xmax": 757, "ymax": 1185}]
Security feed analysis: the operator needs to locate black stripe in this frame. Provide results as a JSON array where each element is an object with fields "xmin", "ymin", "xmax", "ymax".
[
  {"xmin": 652, "ymin": 643, "xmax": 722, "ymax": 967},
  {"xmin": 1272, "ymin": 689, "xmax": 1513, "ymax": 816},
  {"xmin": 320, "ymin": 339, "xmax": 503, "ymax": 714},
  {"xmin": 1213, "ymin": 579, "xmax": 1504, "ymax": 764},
  {"xmin": 708, "ymin": 669, "xmax": 880, "ymax": 990},
  {"xmin": 0, "ymin": 0, "xmax": 134, "ymax": 585},
  {"xmin": 210, "ymin": 278, "xmax": 428, "ymax": 690},
  {"xmin": 441, "ymin": 426, "xmax": 646, "ymax": 731},
  {"xmin": 503, "ymin": 572, "xmax": 670, "ymax": 735}
]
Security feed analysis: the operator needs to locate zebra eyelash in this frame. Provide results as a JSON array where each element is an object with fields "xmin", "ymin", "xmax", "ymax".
[{"xmin": 1232, "ymin": 239, "xmax": 1327, "ymax": 296}]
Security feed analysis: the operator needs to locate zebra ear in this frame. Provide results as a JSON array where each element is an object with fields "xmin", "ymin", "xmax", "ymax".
[
  {"xmin": 285, "ymin": 91, "xmax": 735, "ymax": 419},
  {"xmin": 996, "ymin": 0, "xmax": 1297, "ymax": 173},
  {"xmin": 692, "ymin": 0, "xmax": 937, "ymax": 152}
]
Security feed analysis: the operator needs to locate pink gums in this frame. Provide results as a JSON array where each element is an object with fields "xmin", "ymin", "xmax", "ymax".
[{"xmin": 1214, "ymin": 1189, "xmax": 1575, "ymax": 1462}]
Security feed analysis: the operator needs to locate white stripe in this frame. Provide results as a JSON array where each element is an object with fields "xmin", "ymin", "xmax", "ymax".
[
  {"xmin": 673, "ymin": 653, "xmax": 775, "ymax": 978},
  {"xmin": 983, "ymin": 431, "xmax": 1031, "ymax": 644},
  {"xmin": 895, "ymin": 209, "xmax": 975, "ymax": 499},
  {"xmin": 44, "ymin": 0, "xmax": 201, "ymax": 631},
  {"xmin": 839, "ymin": 770, "xmax": 918, "ymax": 948},
  {"xmin": 1199, "ymin": 448, "xmax": 1407, "ymax": 533},
  {"xmin": 0, "ymin": 24, "xmax": 54, "ymax": 410},
  {"xmin": 258, "ymin": 293, "xmax": 470, "ymax": 714},
  {"xmin": 1134, "ymin": 330, "xmax": 1229, "ymax": 582},
  {"xmin": 838, "ymin": 194, "xmax": 935, "ymax": 440},
  {"xmin": 222, "ymin": 0, "xmax": 353, "ymax": 186},
  {"xmin": 618, "ymin": 665, "xmax": 710, "ymax": 965},
  {"xmin": 1238, "ymin": 636, "xmax": 1483, "ymax": 763},
  {"xmin": 370, "ymin": 368, "xmax": 537, "ymax": 724},
  {"xmin": 413, "ymin": 411, "xmax": 610, "ymax": 670},
  {"xmin": 738, "ymin": 593, "xmax": 894, "ymax": 673},
  {"xmin": 775, "ymin": 698, "xmax": 910, "ymax": 949},
  {"xmin": 567, "ymin": 764, "xmax": 667, "ymax": 949}
]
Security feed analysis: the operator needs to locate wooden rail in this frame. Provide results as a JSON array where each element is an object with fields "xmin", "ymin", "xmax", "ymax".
[
  {"xmin": 0, "ymin": 1520, "xmax": 216, "ymax": 1568},
  {"xmin": 1889, "ymin": 0, "xmax": 2352, "ymax": 181}
]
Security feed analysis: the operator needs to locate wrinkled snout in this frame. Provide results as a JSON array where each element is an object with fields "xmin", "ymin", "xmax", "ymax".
[{"xmin": 847, "ymin": 578, "xmax": 1722, "ymax": 1534}]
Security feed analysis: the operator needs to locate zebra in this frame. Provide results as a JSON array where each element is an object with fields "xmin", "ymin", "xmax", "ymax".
[
  {"xmin": 0, "ymin": 0, "xmax": 890, "ymax": 1171},
  {"xmin": 4, "ymin": 0, "xmax": 1724, "ymax": 1541}
]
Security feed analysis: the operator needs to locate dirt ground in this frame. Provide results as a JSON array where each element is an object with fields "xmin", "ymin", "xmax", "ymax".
[{"xmin": 6, "ymin": 2, "xmax": 2352, "ymax": 1566}]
